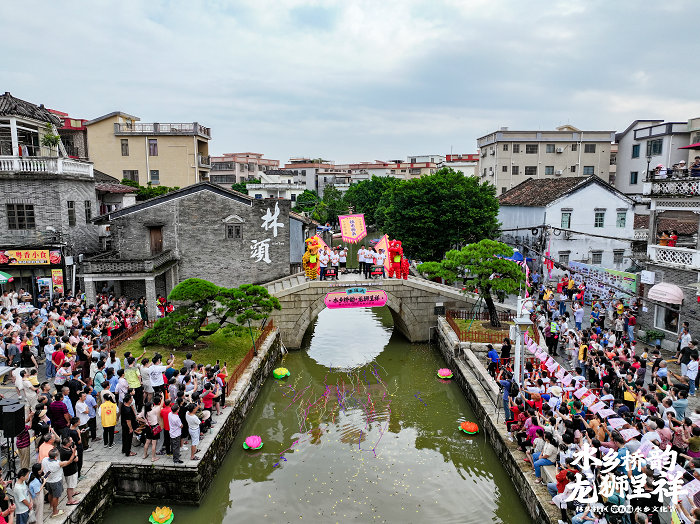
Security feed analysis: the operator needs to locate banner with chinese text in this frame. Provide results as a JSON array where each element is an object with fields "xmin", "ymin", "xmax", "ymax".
[
  {"xmin": 324, "ymin": 288, "xmax": 387, "ymax": 309},
  {"xmin": 0, "ymin": 249, "xmax": 62, "ymax": 265},
  {"xmin": 569, "ymin": 261, "xmax": 637, "ymax": 303},
  {"xmin": 373, "ymin": 234, "xmax": 391, "ymax": 273},
  {"xmin": 338, "ymin": 214, "xmax": 367, "ymax": 244}
]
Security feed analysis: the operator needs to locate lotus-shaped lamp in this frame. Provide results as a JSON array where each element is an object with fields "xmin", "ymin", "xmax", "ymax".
[
  {"xmin": 437, "ymin": 368, "xmax": 453, "ymax": 379},
  {"xmin": 273, "ymin": 367, "xmax": 290, "ymax": 379},
  {"xmin": 149, "ymin": 506, "xmax": 174, "ymax": 524},
  {"xmin": 459, "ymin": 421, "xmax": 479, "ymax": 435},
  {"xmin": 243, "ymin": 435, "xmax": 264, "ymax": 450}
]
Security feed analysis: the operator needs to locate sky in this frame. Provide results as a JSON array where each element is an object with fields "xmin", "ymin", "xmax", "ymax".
[{"xmin": 2, "ymin": 0, "xmax": 700, "ymax": 163}]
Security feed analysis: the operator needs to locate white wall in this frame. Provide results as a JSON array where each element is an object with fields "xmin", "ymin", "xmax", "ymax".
[
  {"xmin": 498, "ymin": 206, "xmax": 546, "ymax": 232},
  {"xmin": 546, "ymin": 183, "xmax": 634, "ymax": 271}
]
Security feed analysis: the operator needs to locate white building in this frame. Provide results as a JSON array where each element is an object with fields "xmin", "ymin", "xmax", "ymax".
[
  {"xmin": 615, "ymin": 120, "xmax": 691, "ymax": 198},
  {"xmin": 477, "ymin": 125, "xmax": 616, "ymax": 196},
  {"xmin": 442, "ymin": 154, "xmax": 479, "ymax": 178},
  {"xmin": 246, "ymin": 169, "xmax": 306, "ymax": 202},
  {"xmin": 210, "ymin": 152, "xmax": 280, "ymax": 185},
  {"xmin": 498, "ymin": 176, "xmax": 635, "ymax": 274}
]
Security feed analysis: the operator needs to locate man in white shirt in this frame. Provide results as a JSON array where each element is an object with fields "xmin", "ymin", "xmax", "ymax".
[
  {"xmin": 329, "ymin": 250, "xmax": 340, "ymax": 280},
  {"xmin": 149, "ymin": 355, "xmax": 172, "ymax": 395},
  {"xmin": 374, "ymin": 249, "xmax": 386, "ymax": 278},
  {"xmin": 318, "ymin": 249, "xmax": 329, "ymax": 281},
  {"xmin": 169, "ymin": 403, "xmax": 184, "ymax": 464},
  {"xmin": 357, "ymin": 245, "xmax": 367, "ymax": 277},
  {"xmin": 339, "ymin": 247, "xmax": 347, "ymax": 274}
]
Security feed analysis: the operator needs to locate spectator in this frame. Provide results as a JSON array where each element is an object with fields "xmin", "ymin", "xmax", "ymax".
[
  {"xmin": 121, "ymin": 393, "xmax": 137, "ymax": 457},
  {"xmin": 186, "ymin": 403, "xmax": 201, "ymax": 461},
  {"xmin": 58, "ymin": 437, "xmax": 80, "ymax": 505},
  {"xmin": 100, "ymin": 393, "xmax": 118, "ymax": 448}
]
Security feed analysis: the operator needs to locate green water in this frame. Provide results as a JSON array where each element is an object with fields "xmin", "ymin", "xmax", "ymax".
[{"xmin": 103, "ymin": 307, "xmax": 531, "ymax": 523}]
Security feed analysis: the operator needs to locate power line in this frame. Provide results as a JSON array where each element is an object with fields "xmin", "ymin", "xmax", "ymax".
[{"xmin": 500, "ymin": 224, "xmax": 640, "ymax": 244}]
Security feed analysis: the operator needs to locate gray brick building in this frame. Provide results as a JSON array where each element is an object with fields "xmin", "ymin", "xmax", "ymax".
[{"xmin": 84, "ymin": 182, "xmax": 311, "ymax": 319}]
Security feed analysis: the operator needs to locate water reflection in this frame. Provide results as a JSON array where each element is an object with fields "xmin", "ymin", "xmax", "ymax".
[{"xmin": 102, "ymin": 306, "xmax": 531, "ymax": 524}]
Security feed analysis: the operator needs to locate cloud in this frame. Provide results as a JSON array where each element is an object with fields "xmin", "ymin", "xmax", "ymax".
[{"xmin": 1, "ymin": 0, "xmax": 699, "ymax": 162}]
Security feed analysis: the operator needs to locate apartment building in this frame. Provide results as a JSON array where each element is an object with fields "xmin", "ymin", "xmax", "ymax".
[
  {"xmin": 444, "ymin": 153, "xmax": 479, "ymax": 177},
  {"xmin": 246, "ymin": 169, "xmax": 305, "ymax": 201},
  {"xmin": 48, "ymin": 109, "xmax": 89, "ymax": 160},
  {"xmin": 476, "ymin": 125, "xmax": 616, "ymax": 195},
  {"xmin": 85, "ymin": 112, "xmax": 211, "ymax": 187},
  {"xmin": 210, "ymin": 152, "xmax": 280, "ymax": 186},
  {"xmin": 615, "ymin": 120, "xmax": 691, "ymax": 198}
]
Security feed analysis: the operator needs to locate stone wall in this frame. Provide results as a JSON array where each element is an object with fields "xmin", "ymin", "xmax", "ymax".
[
  {"xmin": 435, "ymin": 317, "xmax": 559, "ymax": 524},
  {"xmin": 111, "ymin": 329, "xmax": 282, "ymax": 504},
  {"xmin": 0, "ymin": 172, "xmax": 101, "ymax": 255}
]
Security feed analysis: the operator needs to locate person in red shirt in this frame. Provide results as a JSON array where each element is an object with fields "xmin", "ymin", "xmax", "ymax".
[
  {"xmin": 668, "ymin": 229, "xmax": 678, "ymax": 247},
  {"xmin": 160, "ymin": 400, "xmax": 172, "ymax": 456},
  {"xmin": 52, "ymin": 346, "xmax": 66, "ymax": 370},
  {"xmin": 547, "ymin": 457, "xmax": 578, "ymax": 498}
]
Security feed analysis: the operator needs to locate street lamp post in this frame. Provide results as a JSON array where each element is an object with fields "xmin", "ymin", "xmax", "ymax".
[
  {"xmin": 513, "ymin": 296, "xmax": 533, "ymax": 385},
  {"xmin": 646, "ymin": 155, "xmax": 652, "ymax": 182}
]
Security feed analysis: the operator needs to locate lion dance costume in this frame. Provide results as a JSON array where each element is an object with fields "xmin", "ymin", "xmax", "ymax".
[
  {"xmin": 387, "ymin": 239, "xmax": 408, "ymax": 279},
  {"xmin": 302, "ymin": 237, "xmax": 321, "ymax": 280}
]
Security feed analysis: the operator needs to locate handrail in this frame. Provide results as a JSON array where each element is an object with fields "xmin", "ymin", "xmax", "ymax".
[{"xmin": 225, "ymin": 319, "xmax": 275, "ymax": 395}]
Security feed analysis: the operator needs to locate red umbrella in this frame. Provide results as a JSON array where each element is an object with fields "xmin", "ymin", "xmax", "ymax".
[{"xmin": 679, "ymin": 142, "xmax": 700, "ymax": 150}]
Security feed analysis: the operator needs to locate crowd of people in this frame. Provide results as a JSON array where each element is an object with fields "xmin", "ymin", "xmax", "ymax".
[
  {"xmin": 315, "ymin": 245, "xmax": 389, "ymax": 281},
  {"xmin": 0, "ymin": 291, "xmax": 228, "ymax": 522},
  {"xmin": 487, "ymin": 274, "xmax": 700, "ymax": 524},
  {"xmin": 652, "ymin": 156, "xmax": 700, "ymax": 179}
]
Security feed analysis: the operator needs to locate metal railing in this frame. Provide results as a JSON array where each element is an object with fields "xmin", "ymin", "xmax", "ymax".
[
  {"xmin": 225, "ymin": 319, "xmax": 275, "ymax": 395},
  {"xmin": 104, "ymin": 320, "xmax": 145, "ymax": 351},
  {"xmin": 445, "ymin": 309, "xmax": 515, "ymax": 344},
  {"xmin": 114, "ymin": 122, "xmax": 211, "ymax": 138}
]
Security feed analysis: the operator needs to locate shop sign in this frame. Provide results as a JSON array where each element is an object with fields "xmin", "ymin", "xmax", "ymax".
[
  {"xmin": 0, "ymin": 249, "xmax": 62, "ymax": 265},
  {"xmin": 51, "ymin": 268, "xmax": 64, "ymax": 294},
  {"xmin": 324, "ymin": 288, "xmax": 387, "ymax": 309}
]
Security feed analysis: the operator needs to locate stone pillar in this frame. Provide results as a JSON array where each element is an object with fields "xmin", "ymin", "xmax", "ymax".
[
  {"xmin": 84, "ymin": 278, "xmax": 96, "ymax": 305},
  {"xmin": 165, "ymin": 267, "xmax": 176, "ymax": 297},
  {"xmin": 113, "ymin": 281, "xmax": 122, "ymax": 297},
  {"xmin": 145, "ymin": 277, "xmax": 157, "ymax": 322},
  {"xmin": 648, "ymin": 209, "xmax": 657, "ymax": 246}
]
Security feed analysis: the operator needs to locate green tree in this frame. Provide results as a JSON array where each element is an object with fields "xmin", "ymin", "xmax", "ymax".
[
  {"xmin": 322, "ymin": 185, "xmax": 348, "ymax": 225},
  {"xmin": 376, "ymin": 167, "xmax": 500, "ymax": 261},
  {"xmin": 120, "ymin": 179, "xmax": 180, "ymax": 201},
  {"xmin": 418, "ymin": 239, "xmax": 524, "ymax": 327},
  {"xmin": 343, "ymin": 176, "xmax": 403, "ymax": 225},
  {"xmin": 231, "ymin": 179, "xmax": 260, "ymax": 195},
  {"xmin": 140, "ymin": 278, "xmax": 281, "ymax": 347},
  {"xmin": 294, "ymin": 189, "xmax": 321, "ymax": 213}
]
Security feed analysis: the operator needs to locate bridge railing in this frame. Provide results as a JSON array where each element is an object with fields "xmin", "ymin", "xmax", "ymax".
[
  {"xmin": 225, "ymin": 319, "xmax": 276, "ymax": 395},
  {"xmin": 445, "ymin": 309, "xmax": 515, "ymax": 344}
]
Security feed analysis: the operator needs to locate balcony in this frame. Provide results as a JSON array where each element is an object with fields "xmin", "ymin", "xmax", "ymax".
[
  {"xmin": 198, "ymin": 154, "xmax": 211, "ymax": 168},
  {"xmin": 633, "ymin": 229, "xmax": 649, "ymax": 241},
  {"xmin": 0, "ymin": 156, "xmax": 93, "ymax": 177},
  {"xmin": 246, "ymin": 182, "xmax": 305, "ymax": 191},
  {"xmin": 647, "ymin": 244, "xmax": 700, "ymax": 269},
  {"xmin": 114, "ymin": 122, "xmax": 211, "ymax": 139},
  {"xmin": 82, "ymin": 249, "xmax": 178, "ymax": 274},
  {"xmin": 643, "ymin": 176, "xmax": 700, "ymax": 197}
]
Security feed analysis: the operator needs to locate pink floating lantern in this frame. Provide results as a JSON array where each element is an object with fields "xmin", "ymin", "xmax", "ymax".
[
  {"xmin": 437, "ymin": 368, "xmax": 453, "ymax": 379},
  {"xmin": 243, "ymin": 435, "xmax": 264, "ymax": 450}
]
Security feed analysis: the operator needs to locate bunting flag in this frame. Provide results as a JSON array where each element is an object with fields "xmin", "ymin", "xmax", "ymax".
[
  {"xmin": 373, "ymin": 234, "xmax": 392, "ymax": 274},
  {"xmin": 338, "ymin": 214, "xmax": 368, "ymax": 244}
]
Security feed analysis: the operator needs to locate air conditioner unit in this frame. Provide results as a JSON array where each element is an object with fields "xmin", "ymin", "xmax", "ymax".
[
  {"xmin": 555, "ymin": 170, "xmax": 563, "ymax": 175},
  {"xmin": 556, "ymin": 147, "xmax": 564, "ymax": 153}
]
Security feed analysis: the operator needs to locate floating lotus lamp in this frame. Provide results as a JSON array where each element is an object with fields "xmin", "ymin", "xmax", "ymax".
[
  {"xmin": 273, "ymin": 367, "xmax": 290, "ymax": 379},
  {"xmin": 149, "ymin": 506, "xmax": 174, "ymax": 524},
  {"xmin": 243, "ymin": 435, "xmax": 264, "ymax": 450},
  {"xmin": 459, "ymin": 421, "xmax": 479, "ymax": 435},
  {"xmin": 437, "ymin": 368, "xmax": 453, "ymax": 379}
]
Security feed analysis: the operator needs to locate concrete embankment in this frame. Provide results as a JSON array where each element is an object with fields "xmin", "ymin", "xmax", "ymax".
[{"xmin": 435, "ymin": 317, "xmax": 560, "ymax": 524}]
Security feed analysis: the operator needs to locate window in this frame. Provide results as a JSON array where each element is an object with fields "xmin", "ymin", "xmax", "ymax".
[
  {"xmin": 525, "ymin": 144, "xmax": 538, "ymax": 154},
  {"xmin": 6, "ymin": 203, "xmax": 35, "ymax": 230},
  {"xmin": 524, "ymin": 166, "xmax": 537, "ymax": 176},
  {"xmin": 559, "ymin": 252, "xmax": 570, "ymax": 265},
  {"xmin": 570, "ymin": 165, "xmax": 576, "ymax": 173},
  {"xmin": 67, "ymin": 201, "xmax": 76, "ymax": 227},
  {"xmin": 571, "ymin": 143, "xmax": 578, "ymax": 152},
  {"xmin": 513, "ymin": 144, "xmax": 520, "ymax": 153},
  {"xmin": 546, "ymin": 144, "xmax": 555, "ymax": 153},
  {"xmin": 646, "ymin": 139, "xmax": 663, "ymax": 157},
  {"xmin": 561, "ymin": 212, "xmax": 571, "ymax": 229},
  {"xmin": 584, "ymin": 144, "xmax": 596, "ymax": 153},
  {"xmin": 254, "ymin": 194, "xmax": 263, "ymax": 199},
  {"xmin": 616, "ymin": 211, "xmax": 626, "ymax": 228},
  {"xmin": 501, "ymin": 187, "xmax": 507, "ymax": 194},
  {"xmin": 291, "ymin": 194, "xmax": 296, "ymax": 202},
  {"xmin": 583, "ymin": 166, "xmax": 595, "ymax": 175},
  {"xmin": 655, "ymin": 304, "xmax": 680, "ymax": 334},
  {"xmin": 503, "ymin": 144, "xmax": 509, "ymax": 151},
  {"xmin": 630, "ymin": 171, "xmax": 638, "ymax": 185},
  {"xmin": 631, "ymin": 144, "xmax": 640, "ymax": 158},
  {"xmin": 545, "ymin": 166, "xmax": 554, "ymax": 175},
  {"xmin": 482, "ymin": 168, "xmax": 487, "ymax": 176},
  {"xmin": 613, "ymin": 250, "xmax": 624, "ymax": 264},
  {"xmin": 410, "ymin": 157, "xmax": 416, "ymax": 163},
  {"xmin": 594, "ymin": 211, "xmax": 605, "ymax": 228},
  {"xmin": 502, "ymin": 165, "xmax": 508, "ymax": 172},
  {"xmin": 511, "ymin": 166, "xmax": 519, "ymax": 175},
  {"xmin": 148, "ymin": 139, "xmax": 158, "ymax": 156},
  {"xmin": 150, "ymin": 170, "xmax": 160, "ymax": 185},
  {"xmin": 122, "ymin": 170, "xmax": 139, "ymax": 183},
  {"xmin": 591, "ymin": 251, "xmax": 603, "ymax": 265},
  {"xmin": 84, "ymin": 200, "xmax": 92, "ymax": 222},
  {"xmin": 120, "ymin": 139, "xmax": 129, "ymax": 156},
  {"xmin": 226, "ymin": 224, "xmax": 242, "ymax": 239}
]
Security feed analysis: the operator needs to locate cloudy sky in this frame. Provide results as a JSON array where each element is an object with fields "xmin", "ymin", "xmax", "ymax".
[{"xmin": 2, "ymin": 0, "xmax": 699, "ymax": 163}]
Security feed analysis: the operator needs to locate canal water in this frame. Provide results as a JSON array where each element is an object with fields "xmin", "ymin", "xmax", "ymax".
[{"xmin": 104, "ymin": 307, "xmax": 530, "ymax": 523}]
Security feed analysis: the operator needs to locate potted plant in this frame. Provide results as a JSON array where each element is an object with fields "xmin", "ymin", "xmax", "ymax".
[
  {"xmin": 40, "ymin": 123, "xmax": 61, "ymax": 156},
  {"xmin": 644, "ymin": 328, "xmax": 666, "ymax": 346}
]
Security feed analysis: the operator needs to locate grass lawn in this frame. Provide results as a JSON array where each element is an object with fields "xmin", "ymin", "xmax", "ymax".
[
  {"xmin": 113, "ymin": 328, "xmax": 259, "ymax": 371},
  {"xmin": 454, "ymin": 318, "xmax": 537, "ymax": 340}
]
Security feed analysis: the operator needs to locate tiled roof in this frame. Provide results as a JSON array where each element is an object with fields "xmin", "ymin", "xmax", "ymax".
[
  {"xmin": 95, "ymin": 183, "xmax": 136, "ymax": 194},
  {"xmin": 0, "ymin": 92, "xmax": 61, "ymax": 125},
  {"xmin": 93, "ymin": 170, "xmax": 119, "ymax": 183},
  {"xmin": 633, "ymin": 214, "xmax": 697, "ymax": 234},
  {"xmin": 498, "ymin": 177, "xmax": 590, "ymax": 206}
]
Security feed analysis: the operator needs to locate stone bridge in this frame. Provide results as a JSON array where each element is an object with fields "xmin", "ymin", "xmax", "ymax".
[{"xmin": 264, "ymin": 273, "xmax": 477, "ymax": 349}]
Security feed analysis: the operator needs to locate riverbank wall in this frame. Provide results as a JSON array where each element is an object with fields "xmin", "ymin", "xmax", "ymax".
[
  {"xmin": 60, "ymin": 329, "xmax": 283, "ymax": 524},
  {"xmin": 435, "ymin": 317, "xmax": 560, "ymax": 524}
]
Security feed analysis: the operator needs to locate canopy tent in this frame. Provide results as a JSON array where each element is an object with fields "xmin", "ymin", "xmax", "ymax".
[
  {"xmin": 647, "ymin": 282, "xmax": 685, "ymax": 304},
  {"xmin": 679, "ymin": 142, "xmax": 700, "ymax": 150},
  {"xmin": 499, "ymin": 250, "xmax": 534, "ymax": 263},
  {"xmin": 0, "ymin": 271, "xmax": 13, "ymax": 284}
]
